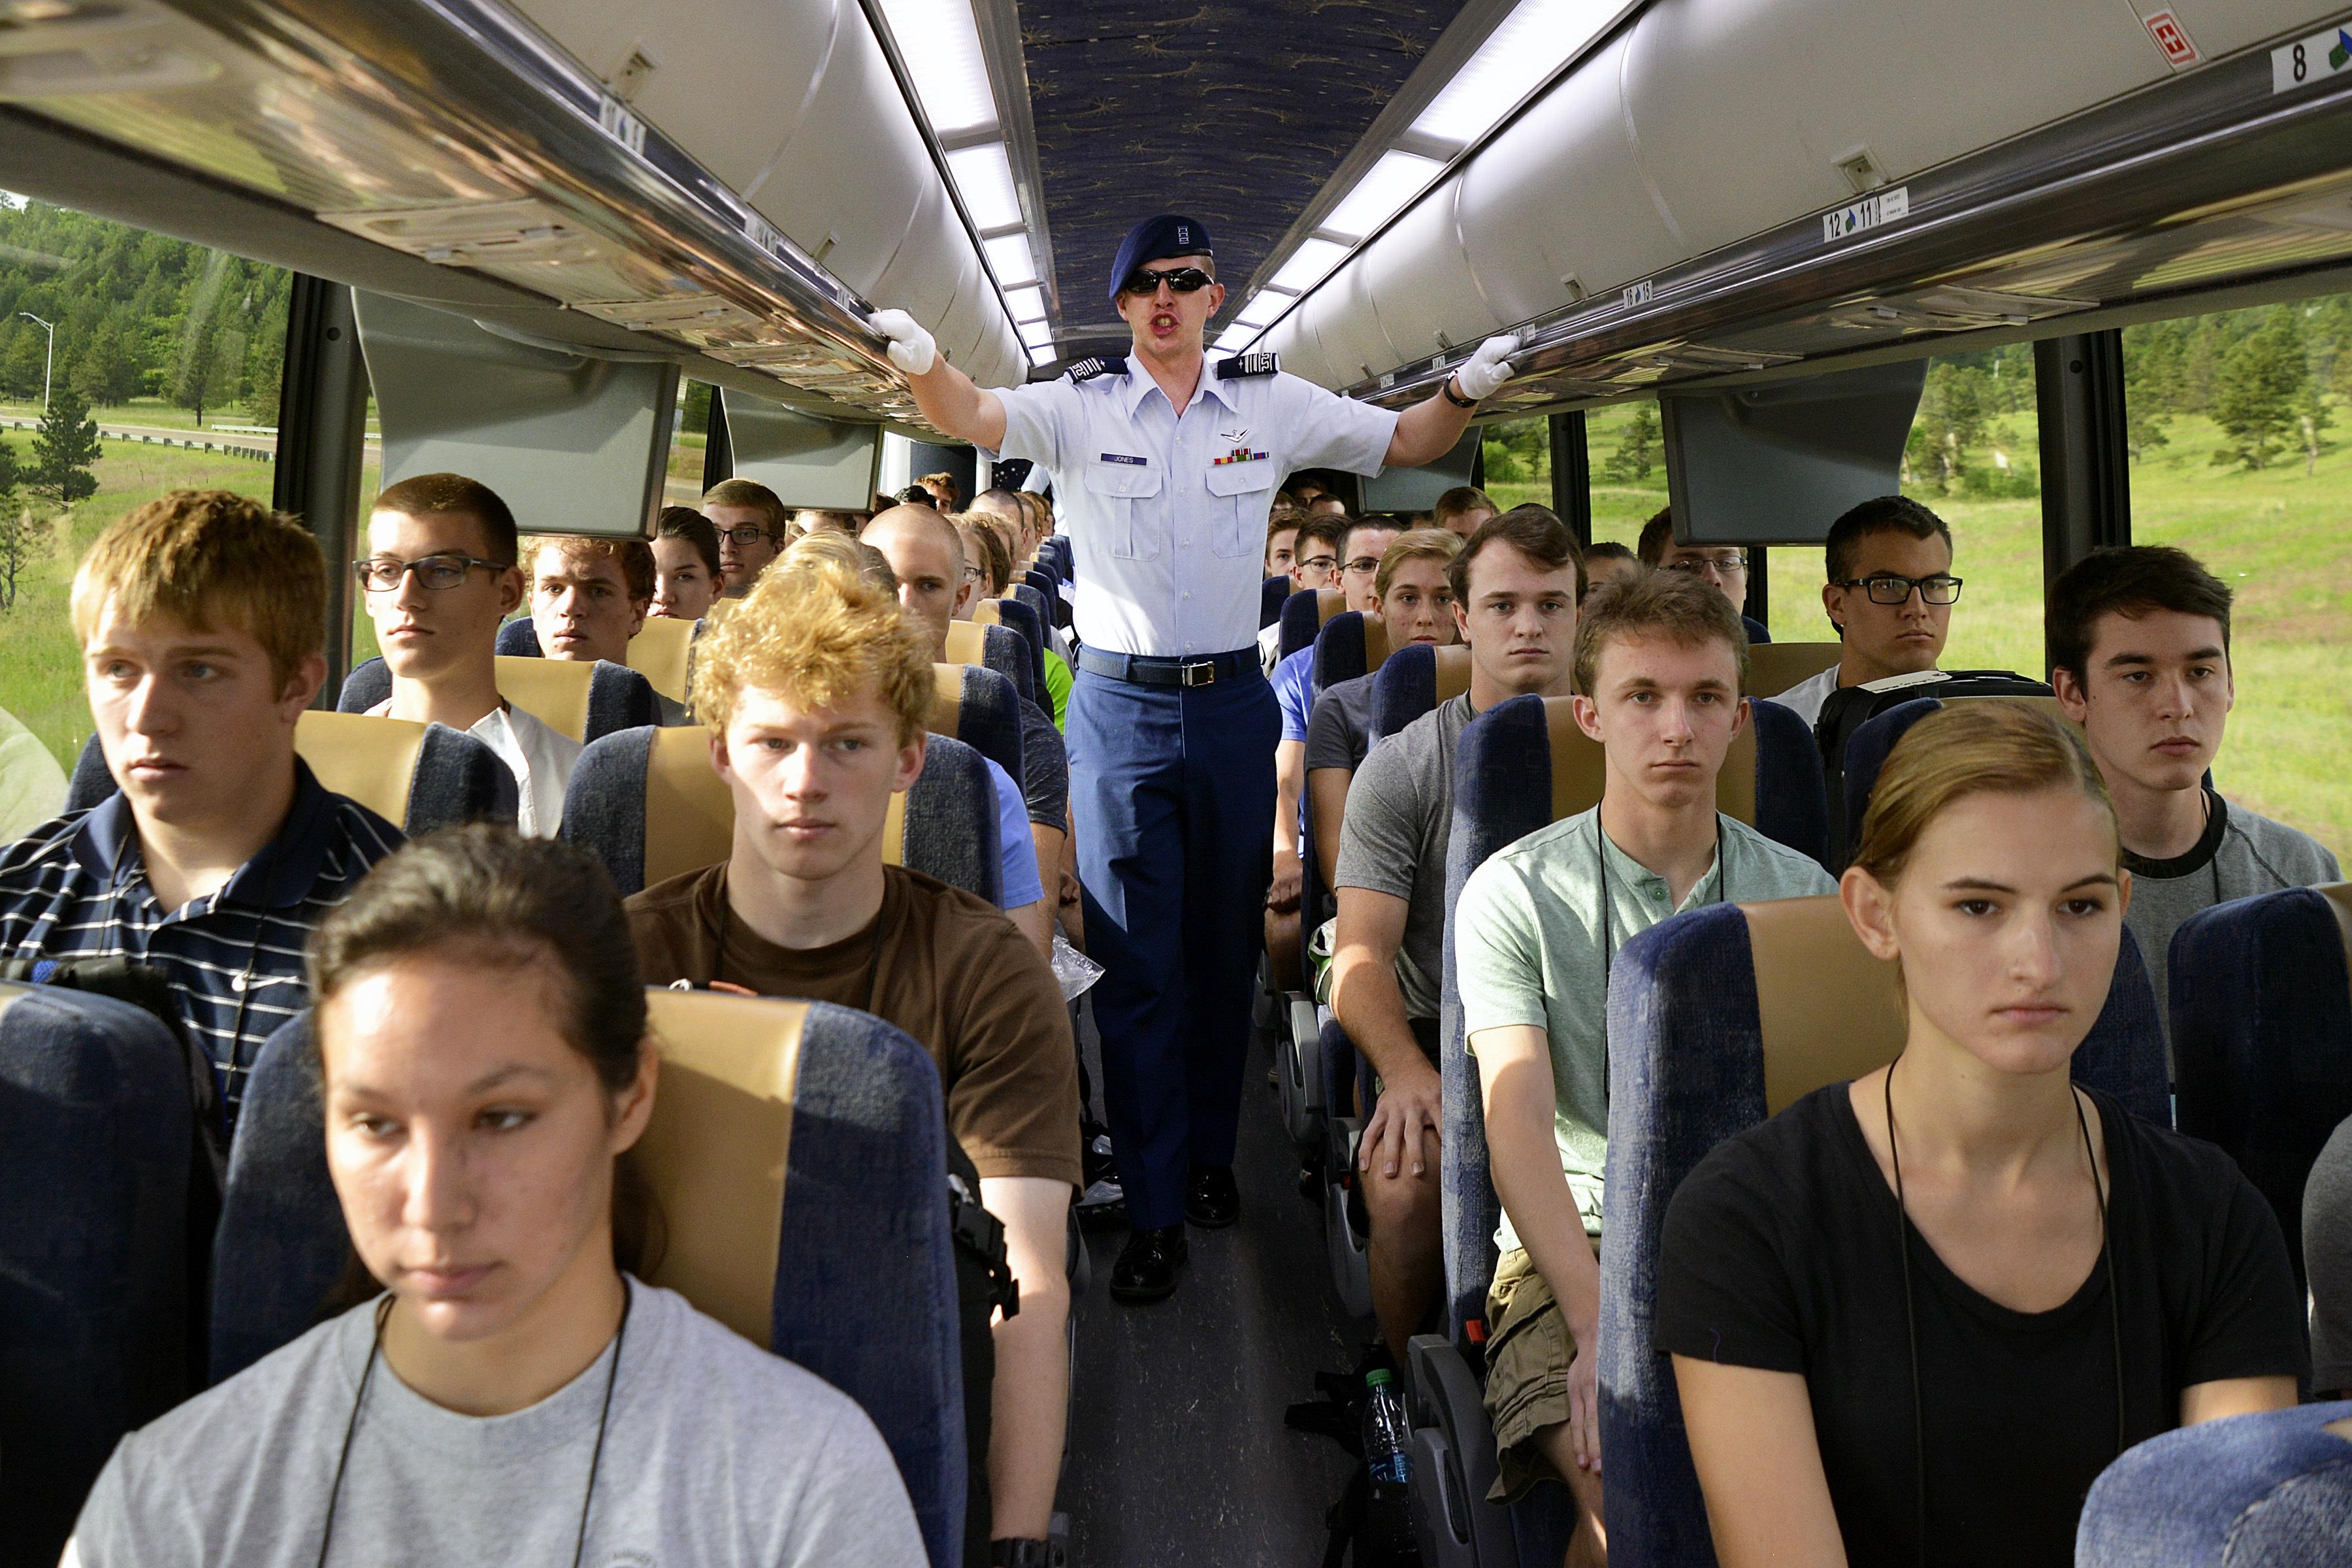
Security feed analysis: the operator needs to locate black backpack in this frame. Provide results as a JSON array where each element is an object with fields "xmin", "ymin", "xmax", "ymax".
[{"xmin": 1815, "ymin": 671, "xmax": 2053, "ymax": 864}]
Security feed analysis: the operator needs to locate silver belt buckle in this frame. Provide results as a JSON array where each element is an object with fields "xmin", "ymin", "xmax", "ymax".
[{"xmin": 1179, "ymin": 659, "xmax": 1216, "ymax": 687}]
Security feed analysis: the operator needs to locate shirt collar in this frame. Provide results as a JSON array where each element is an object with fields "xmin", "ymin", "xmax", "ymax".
[
  {"xmin": 1118, "ymin": 359, "xmax": 1237, "ymax": 418},
  {"xmin": 1590, "ymin": 809, "xmax": 1724, "ymax": 912},
  {"xmin": 71, "ymin": 757, "xmax": 340, "ymax": 911}
]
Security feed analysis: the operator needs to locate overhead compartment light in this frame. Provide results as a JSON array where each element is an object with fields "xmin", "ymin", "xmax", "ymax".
[
  {"xmin": 874, "ymin": 0, "xmax": 998, "ymax": 137},
  {"xmin": 1214, "ymin": 323, "xmax": 1256, "ymax": 353},
  {"xmin": 1322, "ymin": 150, "xmax": 1445, "ymax": 240},
  {"xmin": 1271, "ymin": 237, "xmax": 1349, "ymax": 293},
  {"xmin": 1005, "ymin": 284, "xmax": 1046, "ymax": 321},
  {"xmin": 1027, "ymin": 343, "xmax": 1058, "ymax": 366},
  {"xmin": 946, "ymin": 142, "xmax": 1024, "ymax": 232},
  {"xmin": 1018, "ymin": 318, "xmax": 1054, "ymax": 348},
  {"xmin": 1413, "ymin": 0, "xmax": 1620, "ymax": 147},
  {"xmin": 1235, "ymin": 292, "xmax": 1288, "ymax": 328},
  {"xmin": 985, "ymin": 231, "xmax": 1037, "ymax": 286}
]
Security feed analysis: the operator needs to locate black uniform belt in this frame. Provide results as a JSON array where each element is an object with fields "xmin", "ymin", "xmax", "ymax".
[{"xmin": 1077, "ymin": 647, "xmax": 1263, "ymax": 688}]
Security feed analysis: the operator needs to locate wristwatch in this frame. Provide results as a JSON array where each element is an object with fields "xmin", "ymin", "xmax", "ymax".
[
  {"xmin": 990, "ymin": 1540, "xmax": 1066, "ymax": 1567},
  {"xmin": 1440, "ymin": 375, "xmax": 1478, "ymax": 410}
]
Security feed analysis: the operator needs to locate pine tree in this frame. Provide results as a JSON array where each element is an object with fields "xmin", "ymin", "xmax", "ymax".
[
  {"xmin": 2210, "ymin": 308, "xmax": 2308, "ymax": 472},
  {"xmin": 1605, "ymin": 402, "xmax": 1659, "ymax": 482},
  {"xmin": 0, "ymin": 436, "xmax": 45, "ymax": 612},
  {"xmin": 30, "ymin": 385, "xmax": 100, "ymax": 504}
]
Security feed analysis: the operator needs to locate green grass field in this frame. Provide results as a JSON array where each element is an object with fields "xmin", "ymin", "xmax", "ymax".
[
  {"xmin": 3, "ymin": 399, "xmax": 2346, "ymax": 857},
  {"xmin": 1490, "ymin": 399, "xmax": 2352, "ymax": 858}
]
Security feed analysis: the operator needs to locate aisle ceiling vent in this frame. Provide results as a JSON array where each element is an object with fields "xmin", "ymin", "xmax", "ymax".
[{"xmin": 0, "ymin": 0, "xmax": 1035, "ymax": 425}]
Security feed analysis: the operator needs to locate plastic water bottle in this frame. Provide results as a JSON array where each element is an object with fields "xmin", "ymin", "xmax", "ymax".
[{"xmin": 1362, "ymin": 1368, "xmax": 1417, "ymax": 1559}]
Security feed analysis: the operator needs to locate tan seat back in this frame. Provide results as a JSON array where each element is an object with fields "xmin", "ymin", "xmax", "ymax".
[
  {"xmin": 1535, "ymin": 697, "xmax": 1756, "ymax": 826},
  {"xmin": 634, "ymin": 987, "xmax": 808, "ymax": 1345},
  {"xmin": 1748, "ymin": 642, "xmax": 1843, "ymax": 699},
  {"xmin": 928, "ymin": 664, "xmax": 964, "ymax": 738},
  {"xmin": 970, "ymin": 600, "xmax": 1002, "ymax": 627},
  {"xmin": 1362, "ymin": 616, "xmax": 1392, "ymax": 672},
  {"xmin": 627, "ymin": 616, "xmax": 697, "ymax": 704},
  {"xmin": 639, "ymin": 725, "xmax": 907, "ymax": 889},
  {"xmin": 1433, "ymin": 645, "xmax": 1473, "ymax": 707},
  {"xmin": 293, "ymin": 711, "xmax": 424, "ymax": 824},
  {"xmin": 1741, "ymin": 894, "xmax": 1906, "ymax": 1113},
  {"xmin": 494, "ymin": 655, "xmax": 595, "ymax": 743},
  {"xmin": 943, "ymin": 619, "xmax": 989, "ymax": 669}
]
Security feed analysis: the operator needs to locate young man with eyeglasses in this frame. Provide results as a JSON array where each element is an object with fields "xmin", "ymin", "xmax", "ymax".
[
  {"xmin": 1638, "ymin": 507, "xmax": 1771, "ymax": 644},
  {"xmin": 1258, "ymin": 511, "xmax": 1347, "ymax": 674},
  {"xmin": 868, "ymin": 212, "xmax": 1520, "ymax": 1304},
  {"xmin": 1765, "ymin": 495, "xmax": 1959, "ymax": 729},
  {"xmin": 360, "ymin": 473, "xmax": 579, "ymax": 838},
  {"xmin": 702, "ymin": 478, "xmax": 789, "ymax": 598}
]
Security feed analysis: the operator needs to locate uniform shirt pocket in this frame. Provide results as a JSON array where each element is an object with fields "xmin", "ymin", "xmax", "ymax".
[
  {"xmin": 1086, "ymin": 453, "xmax": 1164, "ymax": 560},
  {"xmin": 1203, "ymin": 456, "xmax": 1276, "ymax": 558}
]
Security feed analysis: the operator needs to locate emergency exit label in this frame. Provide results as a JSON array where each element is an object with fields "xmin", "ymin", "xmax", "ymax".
[
  {"xmin": 2272, "ymin": 20, "xmax": 2352, "ymax": 93},
  {"xmin": 1822, "ymin": 186, "xmax": 1908, "ymax": 246}
]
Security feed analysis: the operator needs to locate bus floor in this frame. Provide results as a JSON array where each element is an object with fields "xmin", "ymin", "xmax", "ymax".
[{"xmin": 1065, "ymin": 1004, "xmax": 1375, "ymax": 1563}]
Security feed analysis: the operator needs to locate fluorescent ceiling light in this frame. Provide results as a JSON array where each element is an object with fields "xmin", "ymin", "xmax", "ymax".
[
  {"xmin": 1214, "ymin": 323, "xmax": 1256, "ymax": 354},
  {"xmin": 1004, "ymin": 284, "xmax": 1046, "ymax": 321},
  {"xmin": 1028, "ymin": 343, "xmax": 1058, "ymax": 366},
  {"xmin": 874, "ymin": 0, "xmax": 998, "ymax": 137},
  {"xmin": 985, "ymin": 231, "xmax": 1036, "ymax": 286},
  {"xmin": 1235, "ymin": 293, "xmax": 1286, "ymax": 328},
  {"xmin": 1322, "ymin": 150, "xmax": 1445, "ymax": 240},
  {"xmin": 1018, "ymin": 318, "xmax": 1054, "ymax": 348},
  {"xmin": 1413, "ymin": 0, "xmax": 1619, "ymax": 146},
  {"xmin": 946, "ymin": 143, "xmax": 1024, "ymax": 232},
  {"xmin": 1271, "ymin": 237, "xmax": 1349, "ymax": 293}
]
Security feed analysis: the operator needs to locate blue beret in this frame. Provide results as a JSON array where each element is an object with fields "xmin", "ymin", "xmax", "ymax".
[{"xmin": 1107, "ymin": 215, "xmax": 1215, "ymax": 304}]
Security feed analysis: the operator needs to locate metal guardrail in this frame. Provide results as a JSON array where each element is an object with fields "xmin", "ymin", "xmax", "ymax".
[{"xmin": 0, "ymin": 415, "xmax": 275, "ymax": 463}]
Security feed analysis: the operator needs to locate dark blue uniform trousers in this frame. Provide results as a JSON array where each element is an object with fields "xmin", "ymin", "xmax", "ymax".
[{"xmin": 1066, "ymin": 666, "xmax": 1279, "ymax": 1230}]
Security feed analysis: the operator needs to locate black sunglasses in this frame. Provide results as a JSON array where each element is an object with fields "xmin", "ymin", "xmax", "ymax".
[{"xmin": 1120, "ymin": 266, "xmax": 1215, "ymax": 297}]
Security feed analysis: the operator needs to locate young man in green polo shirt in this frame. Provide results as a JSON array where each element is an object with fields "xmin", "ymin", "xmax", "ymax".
[{"xmin": 1456, "ymin": 570, "xmax": 1835, "ymax": 1565}]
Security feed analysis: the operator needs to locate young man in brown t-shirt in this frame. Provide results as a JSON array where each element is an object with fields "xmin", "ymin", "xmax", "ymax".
[{"xmin": 625, "ymin": 554, "xmax": 1080, "ymax": 1558}]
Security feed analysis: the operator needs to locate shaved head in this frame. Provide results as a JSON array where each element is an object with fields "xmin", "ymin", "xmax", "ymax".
[{"xmin": 865, "ymin": 503, "xmax": 966, "ymax": 574}]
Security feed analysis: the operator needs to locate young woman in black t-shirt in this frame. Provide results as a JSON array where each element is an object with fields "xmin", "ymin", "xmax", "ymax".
[{"xmin": 1656, "ymin": 702, "xmax": 2304, "ymax": 1568}]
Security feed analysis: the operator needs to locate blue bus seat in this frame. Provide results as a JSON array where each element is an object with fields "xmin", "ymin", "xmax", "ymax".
[
  {"xmin": 932, "ymin": 662, "xmax": 1025, "ymax": 798},
  {"xmin": 2076, "ymin": 1401, "xmax": 2352, "ymax": 1567},
  {"xmin": 67, "ymin": 714, "xmax": 516, "ymax": 837},
  {"xmin": 977, "ymin": 596, "xmax": 1050, "ymax": 701},
  {"xmin": 1279, "ymin": 587, "xmax": 1347, "ymax": 662},
  {"xmin": 1371, "ymin": 644, "xmax": 1473, "ymax": 743},
  {"xmin": 337, "ymin": 654, "xmax": 661, "ymax": 745},
  {"xmin": 2172, "ymin": 882, "xmax": 2352, "ymax": 1291},
  {"xmin": 0, "ymin": 981, "xmax": 197, "ymax": 1568},
  {"xmin": 1599, "ymin": 896, "xmax": 2166, "ymax": 1566},
  {"xmin": 945, "ymin": 619, "xmax": 1036, "ymax": 709},
  {"xmin": 212, "ymin": 994, "xmax": 970, "ymax": 1565},
  {"xmin": 561, "ymin": 725, "xmax": 1000, "ymax": 906},
  {"xmin": 1839, "ymin": 691, "xmax": 2065, "ymax": 864},
  {"xmin": 494, "ymin": 617, "xmax": 540, "ymax": 655},
  {"xmin": 1261, "ymin": 574, "xmax": 1290, "ymax": 630}
]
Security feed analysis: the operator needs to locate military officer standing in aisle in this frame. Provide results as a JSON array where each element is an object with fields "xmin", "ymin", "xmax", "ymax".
[{"xmin": 871, "ymin": 215, "xmax": 1518, "ymax": 1302}]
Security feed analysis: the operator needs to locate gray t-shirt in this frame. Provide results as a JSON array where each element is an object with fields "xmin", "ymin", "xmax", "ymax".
[
  {"xmin": 69, "ymin": 1278, "xmax": 926, "ymax": 1567},
  {"xmin": 2122, "ymin": 791, "xmax": 2340, "ymax": 1058},
  {"xmin": 2307, "ymin": 1115, "xmax": 2352, "ymax": 1396},
  {"xmin": 1456, "ymin": 808, "xmax": 1837, "ymax": 1251},
  {"xmin": 1333, "ymin": 694, "xmax": 1477, "ymax": 1019},
  {"xmin": 1305, "ymin": 672, "xmax": 1379, "ymax": 776}
]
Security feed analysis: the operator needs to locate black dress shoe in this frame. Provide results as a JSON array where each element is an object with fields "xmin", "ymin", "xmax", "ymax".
[
  {"xmin": 1185, "ymin": 1162, "xmax": 1241, "ymax": 1230},
  {"xmin": 1109, "ymin": 1224, "xmax": 1188, "ymax": 1303}
]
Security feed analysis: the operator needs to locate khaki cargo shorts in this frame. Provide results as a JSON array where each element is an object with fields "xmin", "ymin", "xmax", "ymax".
[{"xmin": 1480, "ymin": 1243, "xmax": 1588, "ymax": 1502}]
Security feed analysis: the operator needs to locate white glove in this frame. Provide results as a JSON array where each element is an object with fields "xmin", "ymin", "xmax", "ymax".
[
  {"xmin": 867, "ymin": 309, "xmax": 937, "ymax": 377},
  {"xmin": 1452, "ymin": 333, "xmax": 1519, "ymax": 402}
]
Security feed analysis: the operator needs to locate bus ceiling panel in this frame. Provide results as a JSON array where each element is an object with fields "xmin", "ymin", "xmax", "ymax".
[
  {"xmin": 719, "ymin": 388, "xmax": 885, "ymax": 512},
  {"xmin": 1354, "ymin": 178, "xmax": 1506, "ymax": 368},
  {"xmin": 504, "ymin": 0, "xmax": 822, "ymax": 194},
  {"xmin": 0, "ymin": 0, "xmax": 952, "ymax": 425},
  {"xmin": 355, "ymin": 290, "xmax": 678, "ymax": 538},
  {"xmin": 1620, "ymin": 0, "xmax": 2169, "ymax": 264},
  {"xmin": 2163, "ymin": 0, "xmax": 2352, "ymax": 63},
  {"xmin": 1339, "ymin": 22, "xmax": 2352, "ymax": 411},
  {"xmin": 1452, "ymin": 30, "xmax": 1684, "ymax": 330}
]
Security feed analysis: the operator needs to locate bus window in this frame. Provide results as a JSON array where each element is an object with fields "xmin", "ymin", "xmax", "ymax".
[
  {"xmin": 2125, "ymin": 298, "xmax": 2352, "ymax": 863},
  {"xmin": 0, "ymin": 193, "xmax": 289, "ymax": 776}
]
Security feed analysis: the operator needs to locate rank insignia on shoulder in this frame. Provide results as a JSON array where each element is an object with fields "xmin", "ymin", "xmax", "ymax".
[
  {"xmin": 1067, "ymin": 355, "xmax": 1128, "ymax": 383},
  {"xmin": 1216, "ymin": 352, "xmax": 1279, "ymax": 380}
]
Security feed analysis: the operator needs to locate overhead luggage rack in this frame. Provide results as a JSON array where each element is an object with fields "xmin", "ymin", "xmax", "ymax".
[{"xmin": 0, "ymin": 0, "xmax": 1008, "ymax": 425}]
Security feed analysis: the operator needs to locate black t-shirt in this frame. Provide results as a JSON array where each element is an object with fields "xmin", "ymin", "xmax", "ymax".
[{"xmin": 1656, "ymin": 1084, "xmax": 2305, "ymax": 1568}]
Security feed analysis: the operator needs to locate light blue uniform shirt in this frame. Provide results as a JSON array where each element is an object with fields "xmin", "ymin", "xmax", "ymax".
[
  {"xmin": 984, "ymin": 758, "xmax": 1045, "ymax": 909},
  {"xmin": 993, "ymin": 363, "xmax": 1398, "ymax": 657}
]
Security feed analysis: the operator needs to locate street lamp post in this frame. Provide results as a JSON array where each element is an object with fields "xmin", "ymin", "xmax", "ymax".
[{"xmin": 16, "ymin": 312, "xmax": 53, "ymax": 412}]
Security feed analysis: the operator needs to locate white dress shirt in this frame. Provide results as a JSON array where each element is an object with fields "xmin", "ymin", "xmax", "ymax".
[
  {"xmin": 992, "ymin": 363, "xmax": 1397, "ymax": 657},
  {"xmin": 367, "ymin": 698, "xmax": 580, "ymax": 838}
]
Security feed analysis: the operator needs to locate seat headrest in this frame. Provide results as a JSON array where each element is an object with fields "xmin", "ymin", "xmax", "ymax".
[
  {"xmin": 1315, "ymin": 586, "xmax": 1346, "ymax": 626},
  {"xmin": 1362, "ymin": 616, "xmax": 1391, "ymax": 672},
  {"xmin": 1746, "ymin": 641, "xmax": 1842, "ymax": 696},
  {"xmin": 635, "ymin": 988, "xmax": 808, "ymax": 1347},
  {"xmin": 943, "ymin": 619, "xmax": 988, "ymax": 668},
  {"xmin": 494, "ymin": 655, "xmax": 596, "ymax": 742},
  {"xmin": 1534, "ymin": 696, "xmax": 1757, "ymax": 826},
  {"xmin": 1739, "ymin": 895, "xmax": 1906, "ymax": 1113},
  {"xmin": 293, "ymin": 711, "xmax": 425, "ymax": 825},
  {"xmin": 929, "ymin": 664, "xmax": 965, "ymax": 738},
  {"xmin": 627, "ymin": 616, "xmax": 697, "ymax": 704},
  {"xmin": 1433, "ymin": 645, "xmax": 1471, "ymax": 704},
  {"xmin": 640, "ymin": 724, "xmax": 907, "ymax": 888},
  {"xmin": 970, "ymin": 600, "xmax": 1002, "ymax": 626}
]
